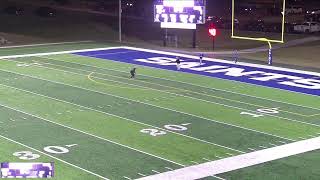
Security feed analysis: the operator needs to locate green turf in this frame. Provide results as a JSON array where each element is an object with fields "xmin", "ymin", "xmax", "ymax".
[{"xmin": 0, "ymin": 45, "xmax": 319, "ymax": 179}]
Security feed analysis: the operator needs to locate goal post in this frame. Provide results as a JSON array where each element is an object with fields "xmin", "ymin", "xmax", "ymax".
[{"xmin": 231, "ymin": 0, "xmax": 287, "ymax": 43}]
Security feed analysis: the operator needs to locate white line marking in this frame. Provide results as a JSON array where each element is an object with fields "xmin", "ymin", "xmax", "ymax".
[
  {"xmin": 0, "ymin": 41, "xmax": 94, "ymax": 49},
  {"xmin": 18, "ymin": 59, "xmax": 320, "ymax": 130},
  {"xmin": 138, "ymin": 173, "xmax": 147, "ymax": 177},
  {"xmin": 269, "ymin": 143, "xmax": 277, "ymax": 146},
  {"xmin": 181, "ymin": 123, "xmax": 191, "ymax": 126},
  {"xmin": 152, "ymin": 170, "xmax": 161, "ymax": 174},
  {"xmin": 137, "ymin": 137, "xmax": 320, "ymax": 180},
  {"xmin": 165, "ymin": 167, "xmax": 173, "ymax": 170},
  {"xmin": 259, "ymin": 145, "xmax": 268, "ymax": 149},
  {"xmin": 190, "ymin": 161, "xmax": 199, "ymax": 164},
  {"xmin": 4, "ymin": 46, "xmax": 320, "ymax": 112},
  {"xmin": 247, "ymin": 148, "xmax": 256, "ymax": 151},
  {"xmin": 213, "ymin": 176, "xmax": 227, "ymax": 180},
  {"xmin": 225, "ymin": 153, "xmax": 234, "ymax": 156},
  {"xmin": 0, "ymin": 62, "xmax": 294, "ymax": 142},
  {"xmin": 0, "ymin": 103, "xmax": 184, "ymax": 167},
  {"xmin": 0, "ymin": 81, "xmax": 245, "ymax": 154},
  {"xmin": 38, "ymin": 59, "xmax": 316, "ymax": 118},
  {"xmin": 278, "ymin": 141, "xmax": 288, "ymax": 144},
  {"xmin": 123, "ymin": 176, "xmax": 132, "ymax": 180},
  {"xmin": 0, "ymin": 134, "xmax": 109, "ymax": 180},
  {"xmin": 215, "ymin": 155, "xmax": 224, "ymax": 159},
  {"xmin": 66, "ymin": 144, "xmax": 78, "ymax": 147}
]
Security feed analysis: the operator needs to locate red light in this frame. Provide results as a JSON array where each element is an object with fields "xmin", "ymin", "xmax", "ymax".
[{"xmin": 209, "ymin": 28, "xmax": 216, "ymax": 37}]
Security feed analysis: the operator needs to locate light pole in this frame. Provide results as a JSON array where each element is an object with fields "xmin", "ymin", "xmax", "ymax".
[{"xmin": 119, "ymin": 0, "xmax": 122, "ymax": 42}]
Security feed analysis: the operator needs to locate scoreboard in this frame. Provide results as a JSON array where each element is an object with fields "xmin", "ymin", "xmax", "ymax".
[{"xmin": 154, "ymin": 0, "xmax": 206, "ymax": 29}]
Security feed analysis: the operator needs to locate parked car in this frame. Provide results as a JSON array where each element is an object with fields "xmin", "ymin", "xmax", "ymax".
[
  {"xmin": 294, "ymin": 22, "xmax": 320, "ymax": 33},
  {"xmin": 35, "ymin": 7, "xmax": 56, "ymax": 17},
  {"xmin": 4, "ymin": 6, "xmax": 24, "ymax": 15}
]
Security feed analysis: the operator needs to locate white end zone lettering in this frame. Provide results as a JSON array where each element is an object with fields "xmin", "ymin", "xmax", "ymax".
[
  {"xmin": 205, "ymin": 68, "xmax": 264, "ymax": 77},
  {"xmin": 250, "ymin": 73, "xmax": 302, "ymax": 81}
]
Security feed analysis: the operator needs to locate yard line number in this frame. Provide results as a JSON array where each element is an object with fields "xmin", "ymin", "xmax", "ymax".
[
  {"xmin": 140, "ymin": 123, "xmax": 190, "ymax": 137},
  {"xmin": 13, "ymin": 144, "xmax": 77, "ymax": 160},
  {"xmin": 241, "ymin": 108, "xmax": 280, "ymax": 118}
]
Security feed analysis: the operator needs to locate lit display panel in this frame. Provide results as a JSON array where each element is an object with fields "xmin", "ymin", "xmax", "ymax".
[
  {"xmin": 1, "ymin": 162, "xmax": 54, "ymax": 178},
  {"xmin": 154, "ymin": 0, "xmax": 206, "ymax": 29}
]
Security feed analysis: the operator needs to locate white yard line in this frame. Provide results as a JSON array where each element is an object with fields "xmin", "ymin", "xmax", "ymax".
[
  {"xmin": 0, "ymin": 134, "xmax": 109, "ymax": 180},
  {"xmin": 0, "ymin": 103, "xmax": 184, "ymax": 167},
  {"xmin": 44, "ymin": 55, "xmax": 320, "ymax": 112},
  {"xmin": 137, "ymin": 137, "xmax": 320, "ymax": 180},
  {"xmin": 38, "ymin": 59, "xmax": 313, "ymax": 117},
  {"xmin": 1, "ymin": 46, "xmax": 319, "ymax": 110},
  {"xmin": 13, "ymin": 60, "xmax": 318, "ymax": 130},
  {"xmin": 0, "ymin": 41, "xmax": 94, "ymax": 49},
  {"xmin": 0, "ymin": 82, "xmax": 244, "ymax": 154},
  {"xmin": 0, "ymin": 59, "xmax": 299, "ymax": 142}
]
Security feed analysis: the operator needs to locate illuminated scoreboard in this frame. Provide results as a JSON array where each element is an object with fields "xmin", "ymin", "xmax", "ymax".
[
  {"xmin": 154, "ymin": 0, "xmax": 206, "ymax": 29},
  {"xmin": 1, "ymin": 162, "xmax": 54, "ymax": 178}
]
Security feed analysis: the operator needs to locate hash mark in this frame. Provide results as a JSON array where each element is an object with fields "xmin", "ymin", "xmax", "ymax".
[
  {"xmin": 65, "ymin": 144, "xmax": 78, "ymax": 148},
  {"xmin": 165, "ymin": 167, "xmax": 173, "ymax": 170},
  {"xmin": 123, "ymin": 176, "xmax": 132, "ymax": 180},
  {"xmin": 226, "ymin": 153, "xmax": 234, "ymax": 156},
  {"xmin": 191, "ymin": 161, "xmax": 199, "ymax": 164},
  {"xmin": 248, "ymin": 148, "xmax": 256, "ymax": 151},
  {"xmin": 181, "ymin": 123, "xmax": 191, "ymax": 126},
  {"xmin": 138, "ymin": 173, "xmax": 147, "ymax": 177},
  {"xmin": 269, "ymin": 143, "xmax": 277, "ymax": 146},
  {"xmin": 278, "ymin": 141, "xmax": 287, "ymax": 144},
  {"xmin": 151, "ymin": 170, "xmax": 161, "ymax": 174},
  {"xmin": 215, "ymin": 155, "xmax": 224, "ymax": 159},
  {"xmin": 259, "ymin": 146, "xmax": 268, "ymax": 149}
]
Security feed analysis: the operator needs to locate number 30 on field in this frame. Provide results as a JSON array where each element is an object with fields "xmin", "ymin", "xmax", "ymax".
[{"xmin": 13, "ymin": 144, "xmax": 77, "ymax": 160}]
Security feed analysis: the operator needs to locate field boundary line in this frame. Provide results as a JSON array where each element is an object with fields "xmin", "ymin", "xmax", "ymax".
[
  {"xmin": 0, "ymin": 45, "xmax": 319, "ymax": 98},
  {"xmin": 0, "ymin": 134, "xmax": 109, "ymax": 180},
  {"xmin": 0, "ymin": 83, "xmax": 245, "ymax": 154},
  {"xmin": 137, "ymin": 136, "xmax": 320, "ymax": 180},
  {"xmin": 38, "ymin": 58, "xmax": 315, "ymax": 117},
  {"xmin": 0, "ymin": 40, "xmax": 94, "ymax": 49},
  {"xmin": 43, "ymin": 55, "xmax": 320, "ymax": 112},
  {"xmin": 0, "ymin": 63, "xmax": 296, "ymax": 142},
  {"xmin": 0, "ymin": 102, "xmax": 184, "ymax": 166},
  {"xmin": 5, "ymin": 60, "xmax": 317, "ymax": 129}
]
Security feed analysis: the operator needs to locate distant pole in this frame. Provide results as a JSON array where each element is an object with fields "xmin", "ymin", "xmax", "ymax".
[
  {"xmin": 119, "ymin": 0, "xmax": 122, "ymax": 42},
  {"xmin": 192, "ymin": 29, "xmax": 196, "ymax": 48}
]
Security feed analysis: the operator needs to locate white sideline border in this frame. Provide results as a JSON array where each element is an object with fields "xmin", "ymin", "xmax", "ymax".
[
  {"xmin": 137, "ymin": 136, "xmax": 320, "ymax": 180},
  {"xmin": 0, "ymin": 45, "xmax": 319, "ymax": 77}
]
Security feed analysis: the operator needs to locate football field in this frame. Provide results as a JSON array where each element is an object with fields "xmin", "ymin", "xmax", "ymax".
[{"xmin": 0, "ymin": 42, "xmax": 319, "ymax": 179}]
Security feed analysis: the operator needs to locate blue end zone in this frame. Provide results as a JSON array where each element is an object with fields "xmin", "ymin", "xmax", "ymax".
[{"xmin": 74, "ymin": 48, "xmax": 320, "ymax": 96}]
